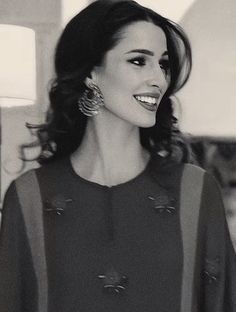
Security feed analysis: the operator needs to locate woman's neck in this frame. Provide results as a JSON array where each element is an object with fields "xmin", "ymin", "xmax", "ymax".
[{"xmin": 71, "ymin": 116, "xmax": 150, "ymax": 186}]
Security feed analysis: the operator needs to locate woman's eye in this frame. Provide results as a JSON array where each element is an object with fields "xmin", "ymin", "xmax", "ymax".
[
  {"xmin": 159, "ymin": 59, "xmax": 170, "ymax": 76},
  {"xmin": 128, "ymin": 57, "xmax": 146, "ymax": 66}
]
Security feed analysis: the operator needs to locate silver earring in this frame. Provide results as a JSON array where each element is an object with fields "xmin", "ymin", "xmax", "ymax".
[{"xmin": 78, "ymin": 82, "xmax": 104, "ymax": 117}]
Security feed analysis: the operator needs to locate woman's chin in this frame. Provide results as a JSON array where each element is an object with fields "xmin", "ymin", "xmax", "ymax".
[{"xmin": 136, "ymin": 116, "xmax": 156, "ymax": 128}]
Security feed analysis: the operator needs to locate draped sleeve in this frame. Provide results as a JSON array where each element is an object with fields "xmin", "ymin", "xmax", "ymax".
[
  {"xmin": 0, "ymin": 181, "xmax": 37, "ymax": 312},
  {"xmin": 197, "ymin": 172, "xmax": 236, "ymax": 311}
]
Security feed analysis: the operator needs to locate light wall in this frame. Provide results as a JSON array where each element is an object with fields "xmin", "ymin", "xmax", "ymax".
[
  {"xmin": 0, "ymin": 0, "xmax": 61, "ymax": 199},
  {"xmin": 137, "ymin": 0, "xmax": 196, "ymax": 22},
  {"xmin": 61, "ymin": 0, "xmax": 90, "ymax": 27},
  {"xmin": 178, "ymin": 0, "xmax": 236, "ymax": 137}
]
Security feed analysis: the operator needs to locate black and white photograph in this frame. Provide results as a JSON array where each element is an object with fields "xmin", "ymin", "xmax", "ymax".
[{"xmin": 0, "ymin": 0, "xmax": 236, "ymax": 311}]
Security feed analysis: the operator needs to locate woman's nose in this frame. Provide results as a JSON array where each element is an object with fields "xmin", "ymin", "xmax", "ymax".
[{"xmin": 146, "ymin": 65, "xmax": 168, "ymax": 91}]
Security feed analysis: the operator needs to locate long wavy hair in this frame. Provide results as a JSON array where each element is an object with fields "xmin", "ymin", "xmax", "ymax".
[{"xmin": 26, "ymin": 0, "xmax": 192, "ymax": 163}]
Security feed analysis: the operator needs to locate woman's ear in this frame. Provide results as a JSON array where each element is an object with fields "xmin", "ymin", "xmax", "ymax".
[
  {"xmin": 84, "ymin": 68, "xmax": 98, "ymax": 89},
  {"xmin": 84, "ymin": 77, "xmax": 94, "ymax": 89}
]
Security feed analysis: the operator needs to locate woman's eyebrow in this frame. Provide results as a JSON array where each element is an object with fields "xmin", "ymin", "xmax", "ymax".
[
  {"xmin": 125, "ymin": 49, "xmax": 154, "ymax": 56},
  {"xmin": 125, "ymin": 49, "xmax": 169, "ymax": 57}
]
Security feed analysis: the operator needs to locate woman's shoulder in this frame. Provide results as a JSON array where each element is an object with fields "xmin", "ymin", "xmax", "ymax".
[
  {"xmin": 149, "ymin": 154, "xmax": 219, "ymax": 196},
  {"xmin": 11, "ymin": 157, "xmax": 71, "ymax": 195},
  {"xmin": 181, "ymin": 163, "xmax": 207, "ymax": 184},
  {"xmin": 24, "ymin": 157, "xmax": 70, "ymax": 179},
  {"xmin": 150, "ymin": 153, "xmax": 206, "ymax": 180},
  {"xmin": 9, "ymin": 157, "xmax": 74, "ymax": 214}
]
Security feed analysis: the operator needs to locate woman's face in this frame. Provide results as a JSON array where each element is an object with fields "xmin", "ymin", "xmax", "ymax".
[{"xmin": 90, "ymin": 21, "xmax": 170, "ymax": 128}]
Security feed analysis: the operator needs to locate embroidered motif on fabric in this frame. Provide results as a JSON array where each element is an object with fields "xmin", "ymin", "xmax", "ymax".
[
  {"xmin": 148, "ymin": 194, "xmax": 176, "ymax": 214},
  {"xmin": 203, "ymin": 257, "xmax": 220, "ymax": 284},
  {"xmin": 98, "ymin": 268, "xmax": 128, "ymax": 294},
  {"xmin": 44, "ymin": 194, "xmax": 73, "ymax": 215}
]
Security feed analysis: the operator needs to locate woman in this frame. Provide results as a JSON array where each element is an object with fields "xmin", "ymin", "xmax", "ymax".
[{"xmin": 0, "ymin": 1, "xmax": 236, "ymax": 311}]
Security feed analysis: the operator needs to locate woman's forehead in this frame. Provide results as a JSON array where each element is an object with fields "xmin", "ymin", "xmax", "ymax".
[{"xmin": 110, "ymin": 21, "xmax": 167, "ymax": 56}]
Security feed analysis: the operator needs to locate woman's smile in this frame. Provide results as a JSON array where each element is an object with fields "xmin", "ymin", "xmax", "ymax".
[
  {"xmin": 134, "ymin": 92, "xmax": 162, "ymax": 112},
  {"xmin": 89, "ymin": 21, "xmax": 170, "ymax": 128}
]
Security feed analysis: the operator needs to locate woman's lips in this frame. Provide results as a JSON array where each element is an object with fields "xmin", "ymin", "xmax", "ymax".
[
  {"xmin": 134, "ymin": 94, "xmax": 160, "ymax": 112},
  {"xmin": 136, "ymin": 99, "xmax": 157, "ymax": 111}
]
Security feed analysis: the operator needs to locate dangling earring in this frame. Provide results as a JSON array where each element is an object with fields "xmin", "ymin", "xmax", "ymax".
[{"xmin": 78, "ymin": 81, "xmax": 104, "ymax": 117}]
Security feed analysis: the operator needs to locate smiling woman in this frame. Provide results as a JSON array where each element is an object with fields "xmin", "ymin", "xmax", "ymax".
[
  {"xmin": 0, "ymin": 1, "xmax": 236, "ymax": 312},
  {"xmin": 87, "ymin": 21, "xmax": 170, "ymax": 129}
]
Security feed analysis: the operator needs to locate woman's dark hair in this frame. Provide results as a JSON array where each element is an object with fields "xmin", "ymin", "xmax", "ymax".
[{"xmin": 28, "ymin": 0, "xmax": 192, "ymax": 163}]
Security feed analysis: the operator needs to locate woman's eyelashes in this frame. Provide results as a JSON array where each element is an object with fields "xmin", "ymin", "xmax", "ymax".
[
  {"xmin": 159, "ymin": 59, "xmax": 170, "ymax": 76},
  {"xmin": 128, "ymin": 56, "xmax": 146, "ymax": 66},
  {"xmin": 127, "ymin": 56, "xmax": 170, "ymax": 76}
]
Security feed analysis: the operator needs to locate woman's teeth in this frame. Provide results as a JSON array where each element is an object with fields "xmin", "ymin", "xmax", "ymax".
[{"xmin": 135, "ymin": 95, "xmax": 157, "ymax": 105}]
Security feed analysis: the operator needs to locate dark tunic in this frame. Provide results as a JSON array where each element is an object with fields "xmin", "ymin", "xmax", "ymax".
[{"xmin": 0, "ymin": 155, "xmax": 236, "ymax": 312}]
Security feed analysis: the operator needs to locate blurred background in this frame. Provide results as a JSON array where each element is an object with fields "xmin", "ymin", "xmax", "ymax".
[{"xmin": 0, "ymin": 0, "xmax": 236, "ymax": 248}]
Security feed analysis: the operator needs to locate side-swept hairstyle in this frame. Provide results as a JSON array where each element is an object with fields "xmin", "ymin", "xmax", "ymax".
[{"xmin": 31, "ymin": 0, "xmax": 192, "ymax": 162}]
